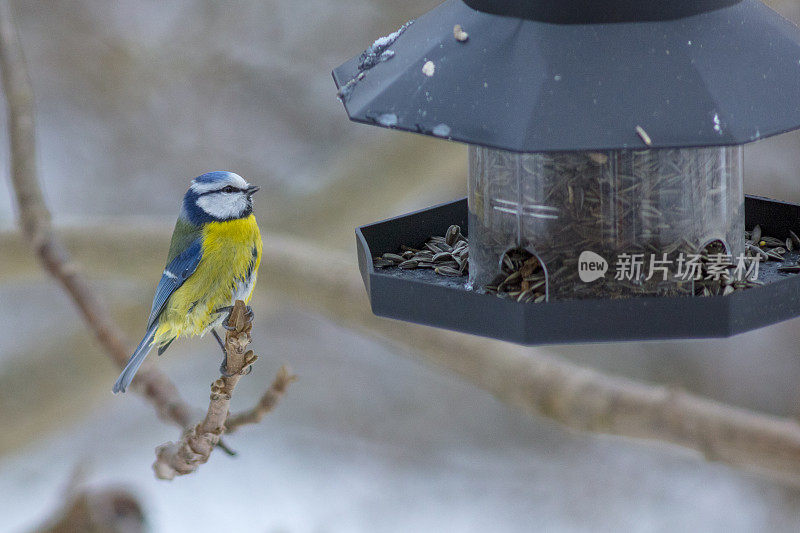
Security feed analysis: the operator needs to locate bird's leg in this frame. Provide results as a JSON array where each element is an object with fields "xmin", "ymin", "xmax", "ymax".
[
  {"xmin": 212, "ymin": 328, "xmax": 235, "ymax": 377},
  {"xmin": 211, "ymin": 328, "xmax": 227, "ymax": 356},
  {"xmin": 214, "ymin": 305, "xmax": 234, "ymax": 315},
  {"xmin": 216, "ymin": 305, "xmax": 255, "ymax": 376},
  {"xmin": 218, "ymin": 354, "xmax": 253, "ymax": 377}
]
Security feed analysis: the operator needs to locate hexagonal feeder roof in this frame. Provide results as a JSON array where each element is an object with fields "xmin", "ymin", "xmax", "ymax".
[{"xmin": 333, "ymin": 0, "xmax": 800, "ymax": 152}]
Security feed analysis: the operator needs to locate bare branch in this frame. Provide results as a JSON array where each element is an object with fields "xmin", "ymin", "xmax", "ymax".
[
  {"xmin": 0, "ymin": 0, "xmax": 194, "ymax": 428},
  {"xmin": 226, "ymin": 366, "xmax": 297, "ymax": 433},
  {"xmin": 153, "ymin": 301, "xmax": 292, "ymax": 480}
]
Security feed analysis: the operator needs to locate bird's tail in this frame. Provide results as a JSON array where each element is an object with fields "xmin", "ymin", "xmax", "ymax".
[{"xmin": 112, "ymin": 324, "xmax": 157, "ymax": 394}]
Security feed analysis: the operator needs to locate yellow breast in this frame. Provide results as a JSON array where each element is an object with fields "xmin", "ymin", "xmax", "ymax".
[{"xmin": 154, "ymin": 215, "xmax": 262, "ymax": 344}]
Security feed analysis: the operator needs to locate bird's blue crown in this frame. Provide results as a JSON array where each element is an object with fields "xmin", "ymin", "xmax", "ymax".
[{"xmin": 194, "ymin": 171, "xmax": 237, "ymax": 184}]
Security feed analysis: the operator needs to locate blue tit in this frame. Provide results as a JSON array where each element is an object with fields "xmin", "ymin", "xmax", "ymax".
[{"xmin": 113, "ymin": 171, "xmax": 262, "ymax": 394}]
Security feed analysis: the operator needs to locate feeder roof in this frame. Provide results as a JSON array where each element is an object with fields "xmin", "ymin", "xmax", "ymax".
[{"xmin": 332, "ymin": 0, "xmax": 800, "ymax": 153}]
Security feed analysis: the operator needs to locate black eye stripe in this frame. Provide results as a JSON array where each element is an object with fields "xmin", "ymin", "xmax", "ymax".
[{"xmin": 197, "ymin": 187, "xmax": 244, "ymax": 196}]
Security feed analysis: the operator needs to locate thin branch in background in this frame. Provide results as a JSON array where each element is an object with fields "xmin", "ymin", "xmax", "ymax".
[
  {"xmin": 153, "ymin": 301, "xmax": 293, "ymax": 480},
  {"xmin": 254, "ymin": 234, "xmax": 800, "ymax": 487},
  {"xmin": 0, "ymin": 0, "xmax": 194, "ymax": 430},
  {"xmin": 34, "ymin": 487, "xmax": 145, "ymax": 533},
  {"xmin": 0, "ymin": 0, "xmax": 292, "ymax": 476}
]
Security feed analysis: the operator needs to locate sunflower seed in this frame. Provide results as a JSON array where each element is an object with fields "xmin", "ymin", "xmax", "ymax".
[
  {"xmin": 761, "ymin": 237, "xmax": 785, "ymax": 247},
  {"xmin": 751, "ymin": 225, "xmax": 762, "ymax": 244},
  {"xmin": 446, "ymin": 225, "xmax": 460, "ymax": 246},
  {"xmin": 425, "ymin": 242, "xmax": 444, "ymax": 254},
  {"xmin": 382, "ymin": 253, "xmax": 405, "ymax": 263},
  {"xmin": 435, "ymin": 266, "xmax": 463, "ymax": 276}
]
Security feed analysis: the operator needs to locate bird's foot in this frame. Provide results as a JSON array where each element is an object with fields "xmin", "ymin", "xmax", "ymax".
[
  {"xmin": 219, "ymin": 359, "xmax": 254, "ymax": 377},
  {"xmin": 220, "ymin": 348, "xmax": 258, "ymax": 377},
  {"xmin": 221, "ymin": 305, "xmax": 254, "ymax": 331},
  {"xmin": 217, "ymin": 438, "xmax": 237, "ymax": 457},
  {"xmin": 219, "ymin": 360, "xmax": 236, "ymax": 378}
]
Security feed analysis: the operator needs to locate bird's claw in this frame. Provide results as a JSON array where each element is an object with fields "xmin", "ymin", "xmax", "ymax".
[
  {"xmin": 219, "ymin": 360, "xmax": 254, "ymax": 377},
  {"xmin": 219, "ymin": 361, "xmax": 236, "ymax": 378},
  {"xmin": 217, "ymin": 438, "xmax": 237, "ymax": 457},
  {"xmin": 221, "ymin": 305, "xmax": 254, "ymax": 331}
]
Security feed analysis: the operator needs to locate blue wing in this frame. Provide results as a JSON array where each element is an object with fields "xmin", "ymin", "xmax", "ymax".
[{"xmin": 146, "ymin": 239, "xmax": 203, "ymax": 329}]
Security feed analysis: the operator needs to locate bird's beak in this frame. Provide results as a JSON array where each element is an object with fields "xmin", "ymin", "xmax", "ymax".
[{"xmin": 245, "ymin": 185, "xmax": 260, "ymax": 196}]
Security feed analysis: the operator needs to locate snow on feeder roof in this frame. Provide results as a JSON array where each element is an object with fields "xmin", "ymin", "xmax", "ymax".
[
  {"xmin": 332, "ymin": 0, "xmax": 800, "ymax": 345},
  {"xmin": 333, "ymin": 0, "xmax": 800, "ymax": 153}
]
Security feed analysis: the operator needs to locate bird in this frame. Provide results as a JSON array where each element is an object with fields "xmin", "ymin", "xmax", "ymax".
[{"xmin": 112, "ymin": 171, "xmax": 262, "ymax": 394}]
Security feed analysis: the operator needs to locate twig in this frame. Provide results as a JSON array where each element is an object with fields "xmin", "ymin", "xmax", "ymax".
[
  {"xmin": 153, "ymin": 301, "xmax": 289, "ymax": 480},
  {"xmin": 226, "ymin": 366, "xmax": 297, "ymax": 433}
]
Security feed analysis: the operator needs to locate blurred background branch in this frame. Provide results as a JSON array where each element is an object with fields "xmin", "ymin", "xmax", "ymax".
[
  {"xmin": 34, "ymin": 487, "xmax": 145, "ymax": 533},
  {"xmin": 256, "ymin": 233, "xmax": 800, "ymax": 486},
  {"xmin": 0, "ymin": 0, "xmax": 196, "ymax": 430}
]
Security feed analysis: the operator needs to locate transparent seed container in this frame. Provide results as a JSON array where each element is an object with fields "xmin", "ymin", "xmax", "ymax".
[{"xmin": 468, "ymin": 146, "xmax": 744, "ymax": 300}]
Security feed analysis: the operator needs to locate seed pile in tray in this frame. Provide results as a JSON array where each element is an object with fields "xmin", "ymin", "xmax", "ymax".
[
  {"xmin": 373, "ymin": 225, "xmax": 468, "ymax": 277},
  {"xmin": 694, "ymin": 240, "xmax": 752, "ymax": 297},
  {"xmin": 374, "ymin": 224, "xmax": 800, "ymax": 302},
  {"xmin": 484, "ymin": 249, "xmax": 546, "ymax": 303},
  {"xmin": 745, "ymin": 225, "xmax": 800, "ymax": 272}
]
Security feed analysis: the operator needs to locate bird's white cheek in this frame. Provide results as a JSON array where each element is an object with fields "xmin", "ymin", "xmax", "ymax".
[{"xmin": 196, "ymin": 193, "xmax": 247, "ymax": 219}]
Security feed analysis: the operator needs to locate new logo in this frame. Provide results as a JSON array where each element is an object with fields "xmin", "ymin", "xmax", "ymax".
[{"xmin": 578, "ymin": 251, "xmax": 608, "ymax": 282}]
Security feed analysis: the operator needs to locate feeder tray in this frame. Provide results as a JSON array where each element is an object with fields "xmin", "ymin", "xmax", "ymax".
[{"xmin": 357, "ymin": 195, "xmax": 800, "ymax": 345}]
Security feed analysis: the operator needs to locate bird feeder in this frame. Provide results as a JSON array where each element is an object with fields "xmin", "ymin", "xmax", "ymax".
[{"xmin": 333, "ymin": 0, "xmax": 800, "ymax": 344}]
